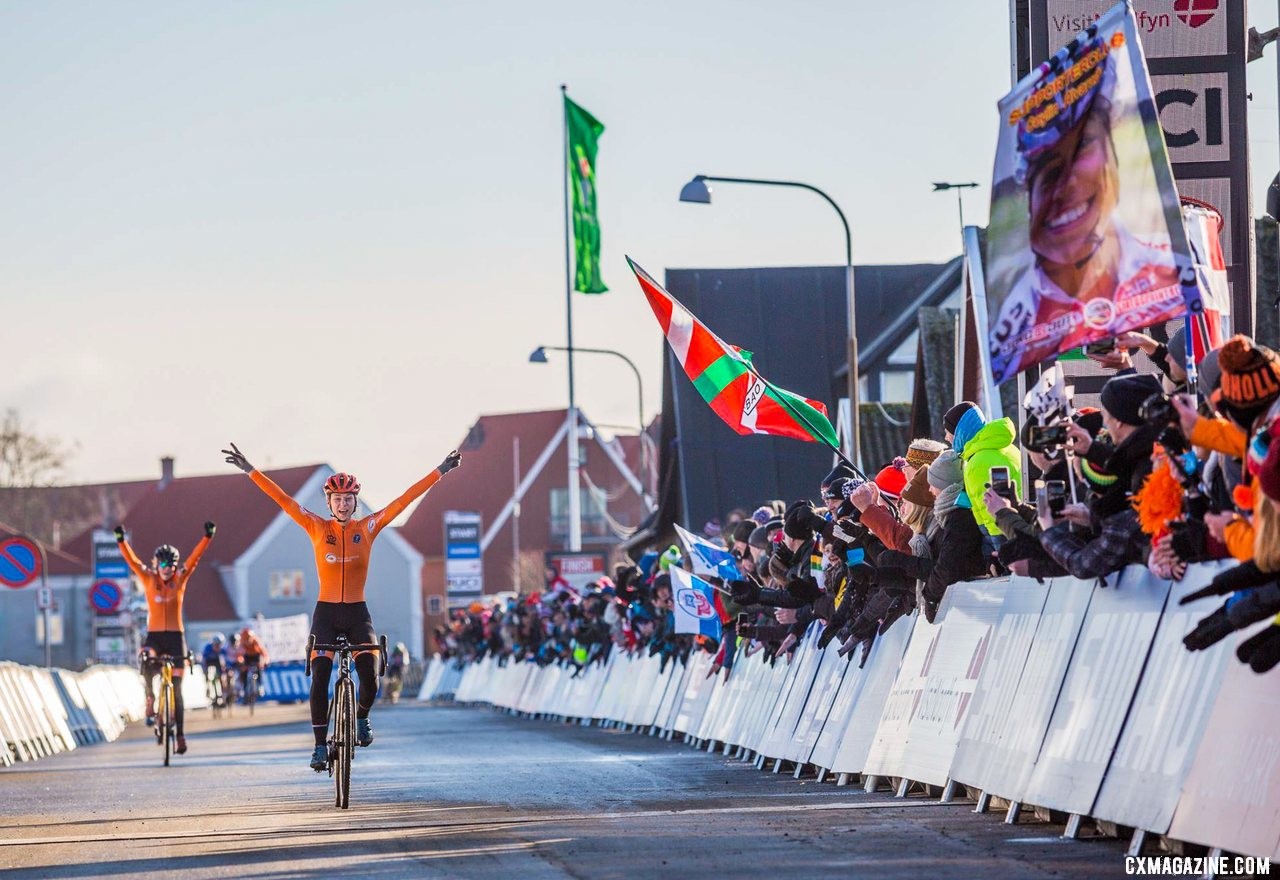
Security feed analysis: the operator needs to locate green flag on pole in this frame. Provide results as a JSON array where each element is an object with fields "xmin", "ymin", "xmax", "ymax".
[{"xmin": 565, "ymin": 96, "xmax": 607, "ymax": 294}]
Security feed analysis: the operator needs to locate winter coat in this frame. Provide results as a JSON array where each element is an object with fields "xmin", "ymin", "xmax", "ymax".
[
  {"xmin": 953, "ymin": 408, "xmax": 1023, "ymax": 537},
  {"xmin": 924, "ymin": 503, "xmax": 986, "ymax": 603}
]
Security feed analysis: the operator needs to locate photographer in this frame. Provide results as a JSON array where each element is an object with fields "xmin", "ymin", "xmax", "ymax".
[{"xmin": 1038, "ymin": 373, "xmax": 1161, "ymax": 581}]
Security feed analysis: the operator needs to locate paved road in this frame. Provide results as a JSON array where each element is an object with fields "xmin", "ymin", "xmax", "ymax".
[{"xmin": 2, "ymin": 701, "xmax": 1132, "ymax": 879}]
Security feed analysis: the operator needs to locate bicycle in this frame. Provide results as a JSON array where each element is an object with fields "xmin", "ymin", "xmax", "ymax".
[
  {"xmin": 239, "ymin": 662, "xmax": 262, "ymax": 717},
  {"xmin": 205, "ymin": 665, "xmax": 226, "ymax": 719},
  {"xmin": 305, "ymin": 633, "xmax": 387, "ymax": 809},
  {"xmin": 140, "ymin": 650, "xmax": 191, "ymax": 766}
]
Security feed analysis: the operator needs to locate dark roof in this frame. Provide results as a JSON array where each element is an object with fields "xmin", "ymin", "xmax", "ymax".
[
  {"xmin": 837, "ymin": 258, "xmax": 964, "ymax": 376},
  {"xmin": 0, "ymin": 478, "xmax": 157, "ymax": 551},
  {"xmin": 54, "ymin": 465, "xmax": 322, "ymax": 621},
  {"xmin": 858, "ymin": 403, "xmax": 913, "ymax": 472}
]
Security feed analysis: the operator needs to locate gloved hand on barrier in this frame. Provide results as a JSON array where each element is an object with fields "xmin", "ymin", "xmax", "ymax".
[
  {"xmin": 1236, "ymin": 618, "xmax": 1280, "ymax": 672},
  {"xmin": 1179, "ymin": 562, "xmax": 1275, "ymax": 605}
]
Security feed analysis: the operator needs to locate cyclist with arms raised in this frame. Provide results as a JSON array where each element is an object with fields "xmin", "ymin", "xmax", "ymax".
[
  {"xmin": 222, "ymin": 444, "xmax": 462, "ymax": 770},
  {"xmin": 116, "ymin": 521, "xmax": 216, "ymax": 755}
]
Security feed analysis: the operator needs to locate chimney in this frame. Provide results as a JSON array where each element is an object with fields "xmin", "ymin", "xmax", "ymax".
[{"xmin": 160, "ymin": 456, "xmax": 175, "ymax": 489}]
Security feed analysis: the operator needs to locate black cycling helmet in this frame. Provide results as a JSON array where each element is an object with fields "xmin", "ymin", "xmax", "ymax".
[{"xmin": 154, "ymin": 544, "xmax": 180, "ymax": 568}]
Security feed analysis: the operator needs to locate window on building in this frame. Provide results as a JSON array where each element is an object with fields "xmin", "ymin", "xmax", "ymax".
[
  {"xmin": 549, "ymin": 487, "xmax": 610, "ymax": 540},
  {"xmin": 880, "ymin": 370, "xmax": 915, "ymax": 403},
  {"xmin": 426, "ymin": 595, "xmax": 444, "ymax": 615}
]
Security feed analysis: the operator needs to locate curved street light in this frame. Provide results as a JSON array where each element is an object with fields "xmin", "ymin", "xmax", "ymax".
[{"xmin": 679, "ymin": 174, "xmax": 860, "ymax": 466}]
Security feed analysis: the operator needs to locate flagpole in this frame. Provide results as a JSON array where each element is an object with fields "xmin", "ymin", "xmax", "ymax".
[{"xmin": 562, "ymin": 84, "xmax": 583, "ymax": 553}]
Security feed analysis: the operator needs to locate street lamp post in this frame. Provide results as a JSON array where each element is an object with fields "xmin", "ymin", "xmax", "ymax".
[
  {"xmin": 530, "ymin": 345, "xmax": 653, "ymax": 504},
  {"xmin": 679, "ymin": 174, "xmax": 861, "ymax": 467}
]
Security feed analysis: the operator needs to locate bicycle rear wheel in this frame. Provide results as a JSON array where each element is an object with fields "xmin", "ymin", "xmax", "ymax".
[
  {"xmin": 162, "ymin": 681, "xmax": 173, "ymax": 767},
  {"xmin": 334, "ymin": 679, "xmax": 354, "ymax": 809}
]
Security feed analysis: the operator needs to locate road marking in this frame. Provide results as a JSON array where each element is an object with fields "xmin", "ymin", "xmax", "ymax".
[{"xmin": 2, "ymin": 798, "xmax": 957, "ymax": 848}]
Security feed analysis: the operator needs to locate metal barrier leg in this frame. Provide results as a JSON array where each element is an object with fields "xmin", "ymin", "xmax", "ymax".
[
  {"xmin": 792, "ymin": 762, "xmax": 805, "ymax": 779},
  {"xmin": 1005, "ymin": 801, "xmax": 1022, "ymax": 825},
  {"xmin": 1063, "ymin": 814, "xmax": 1083, "ymax": 839},
  {"xmin": 772, "ymin": 758, "xmax": 784, "ymax": 774},
  {"xmin": 940, "ymin": 780, "xmax": 957, "ymax": 804},
  {"xmin": 836, "ymin": 772, "xmax": 849, "ymax": 787},
  {"xmin": 895, "ymin": 777, "xmax": 910, "ymax": 798},
  {"xmin": 975, "ymin": 792, "xmax": 991, "ymax": 814},
  {"xmin": 815, "ymin": 768, "xmax": 826, "ymax": 783},
  {"xmin": 863, "ymin": 775, "xmax": 880, "ymax": 793},
  {"xmin": 1126, "ymin": 829, "xmax": 1147, "ymax": 857}
]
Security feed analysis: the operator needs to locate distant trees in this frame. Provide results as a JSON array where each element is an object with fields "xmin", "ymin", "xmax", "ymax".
[{"xmin": 0, "ymin": 410, "xmax": 94, "ymax": 548}]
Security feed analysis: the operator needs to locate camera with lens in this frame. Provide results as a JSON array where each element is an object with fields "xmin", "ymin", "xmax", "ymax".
[
  {"xmin": 1021, "ymin": 416, "xmax": 1069, "ymax": 457},
  {"xmin": 1139, "ymin": 391, "xmax": 1187, "ymax": 457}
]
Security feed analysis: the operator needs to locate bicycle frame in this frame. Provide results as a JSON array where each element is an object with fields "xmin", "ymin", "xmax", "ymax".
[{"xmin": 305, "ymin": 633, "xmax": 387, "ymax": 809}]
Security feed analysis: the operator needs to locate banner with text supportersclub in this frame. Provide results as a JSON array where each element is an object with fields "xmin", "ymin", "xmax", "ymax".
[{"xmin": 986, "ymin": 2, "xmax": 1198, "ymax": 385}]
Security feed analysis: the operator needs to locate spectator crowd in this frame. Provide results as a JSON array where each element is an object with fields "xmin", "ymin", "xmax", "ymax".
[{"xmin": 437, "ymin": 329, "xmax": 1280, "ymax": 679}]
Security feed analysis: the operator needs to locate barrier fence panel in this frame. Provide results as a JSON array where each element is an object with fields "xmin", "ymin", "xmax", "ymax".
[
  {"xmin": 861, "ymin": 611, "xmax": 943, "ymax": 779},
  {"xmin": 949, "ymin": 577, "xmax": 1052, "ymax": 794},
  {"xmin": 785, "ymin": 639, "xmax": 849, "ymax": 768},
  {"xmin": 742, "ymin": 653, "xmax": 791, "ymax": 756},
  {"xmin": 827, "ymin": 611, "xmax": 914, "ymax": 776},
  {"xmin": 757, "ymin": 625, "xmax": 825, "ymax": 761},
  {"xmin": 1090, "ymin": 561, "xmax": 1237, "ymax": 834},
  {"xmin": 672, "ymin": 651, "xmax": 715, "ymax": 735},
  {"xmin": 895, "ymin": 578, "xmax": 1009, "ymax": 788},
  {"xmin": 960, "ymin": 575, "xmax": 1093, "ymax": 803},
  {"xmin": 1167, "ymin": 625, "xmax": 1280, "ymax": 860},
  {"xmin": 1020, "ymin": 566, "xmax": 1171, "ymax": 816}
]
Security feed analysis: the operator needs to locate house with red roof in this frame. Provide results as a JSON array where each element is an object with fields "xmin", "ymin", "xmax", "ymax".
[
  {"xmin": 397, "ymin": 408, "xmax": 652, "ymax": 646},
  {"xmin": 0, "ymin": 457, "xmax": 424, "ymax": 668}
]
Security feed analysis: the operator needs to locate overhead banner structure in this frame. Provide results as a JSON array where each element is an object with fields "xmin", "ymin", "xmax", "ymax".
[
  {"xmin": 444, "ymin": 511, "xmax": 483, "ymax": 601},
  {"xmin": 986, "ymin": 2, "xmax": 1199, "ymax": 384}
]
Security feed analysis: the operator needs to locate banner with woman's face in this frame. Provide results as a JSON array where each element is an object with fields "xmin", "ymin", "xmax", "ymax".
[{"xmin": 984, "ymin": 1, "xmax": 1200, "ymax": 385}]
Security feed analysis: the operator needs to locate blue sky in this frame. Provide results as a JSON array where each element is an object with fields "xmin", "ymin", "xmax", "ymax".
[{"xmin": 2, "ymin": 1, "xmax": 1277, "ymax": 506}]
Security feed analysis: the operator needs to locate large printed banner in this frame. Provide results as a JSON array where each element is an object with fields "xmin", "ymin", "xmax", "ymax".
[{"xmin": 986, "ymin": 2, "xmax": 1198, "ymax": 384}]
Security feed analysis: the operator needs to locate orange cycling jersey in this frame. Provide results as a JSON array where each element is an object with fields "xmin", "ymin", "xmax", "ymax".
[
  {"xmin": 238, "ymin": 632, "xmax": 269, "ymax": 663},
  {"xmin": 249, "ymin": 468, "xmax": 442, "ymax": 604},
  {"xmin": 120, "ymin": 536, "xmax": 211, "ymax": 633}
]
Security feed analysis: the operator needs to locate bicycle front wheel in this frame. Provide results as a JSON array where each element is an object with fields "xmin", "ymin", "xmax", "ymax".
[
  {"xmin": 162, "ymin": 681, "xmax": 173, "ymax": 767},
  {"xmin": 335, "ymin": 679, "xmax": 354, "ymax": 809}
]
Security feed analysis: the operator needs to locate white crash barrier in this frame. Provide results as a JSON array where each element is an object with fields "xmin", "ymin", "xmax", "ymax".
[
  {"xmin": 434, "ymin": 562, "xmax": 1280, "ymax": 859},
  {"xmin": 0, "ymin": 662, "xmax": 146, "ymax": 767}
]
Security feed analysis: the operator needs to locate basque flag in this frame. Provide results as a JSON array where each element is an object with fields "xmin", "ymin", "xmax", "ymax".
[
  {"xmin": 673, "ymin": 523, "xmax": 741, "ymax": 582},
  {"xmin": 670, "ymin": 567, "xmax": 723, "ymax": 640}
]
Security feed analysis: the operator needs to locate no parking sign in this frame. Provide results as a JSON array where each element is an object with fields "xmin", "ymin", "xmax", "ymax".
[
  {"xmin": 0, "ymin": 536, "xmax": 42, "ymax": 589},
  {"xmin": 90, "ymin": 580, "xmax": 124, "ymax": 614}
]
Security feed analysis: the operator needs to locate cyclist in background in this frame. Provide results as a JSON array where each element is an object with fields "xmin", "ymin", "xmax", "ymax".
[
  {"xmin": 222, "ymin": 443, "xmax": 462, "ymax": 771},
  {"xmin": 116, "ymin": 521, "xmax": 216, "ymax": 756},
  {"xmin": 236, "ymin": 625, "xmax": 269, "ymax": 701},
  {"xmin": 201, "ymin": 633, "xmax": 230, "ymax": 706}
]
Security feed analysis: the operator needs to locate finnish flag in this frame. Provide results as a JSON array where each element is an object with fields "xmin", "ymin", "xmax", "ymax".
[{"xmin": 670, "ymin": 566, "xmax": 723, "ymax": 640}]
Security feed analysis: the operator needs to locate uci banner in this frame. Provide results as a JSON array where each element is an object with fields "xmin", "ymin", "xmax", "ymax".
[{"xmin": 985, "ymin": 1, "xmax": 1199, "ymax": 385}]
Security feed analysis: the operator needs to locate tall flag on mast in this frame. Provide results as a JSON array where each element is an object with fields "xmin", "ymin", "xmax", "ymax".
[
  {"xmin": 565, "ymin": 96, "xmax": 607, "ymax": 294},
  {"xmin": 628, "ymin": 257, "xmax": 839, "ymax": 447}
]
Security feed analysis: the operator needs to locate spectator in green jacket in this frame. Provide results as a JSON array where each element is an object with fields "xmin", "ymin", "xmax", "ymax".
[{"xmin": 945, "ymin": 401, "xmax": 1023, "ymax": 540}]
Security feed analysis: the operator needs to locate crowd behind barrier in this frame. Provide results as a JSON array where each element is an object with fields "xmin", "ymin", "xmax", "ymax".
[
  {"xmin": 0, "ymin": 662, "xmax": 147, "ymax": 767},
  {"xmin": 424, "ymin": 563, "xmax": 1280, "ymax": 863},
  {"xmin": 420, "ymin": 330, "xmax": 1280, "ymax": 867}
]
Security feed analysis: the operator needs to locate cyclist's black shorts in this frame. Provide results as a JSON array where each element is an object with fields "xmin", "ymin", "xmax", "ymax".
[
  {"xmin": 143, "ymin": 631, "xmax": 187, "ymax": 663},
  {"xmin": 310, "ymin": 601, "xmax": 375, "ymax": 653},
  {"xmin": 242, "ymin": 654, "xmax": 263, "ymax": 667}
]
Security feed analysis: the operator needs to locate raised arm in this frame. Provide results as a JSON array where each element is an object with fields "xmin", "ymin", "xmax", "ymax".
[
  {"xmin": 184, "ymin": 522, "xmax": 216, "ymax": 574},
  {"xmin": 113, "ymin": 526, "xmax": 148, "ymax": 577},
  {"xmin": 370, "ymin": 450, "xmax": 462, "ymax": 536},
  {"xmin": 224, "ymin": 442, "xmax": 314, "ymax": 530}
]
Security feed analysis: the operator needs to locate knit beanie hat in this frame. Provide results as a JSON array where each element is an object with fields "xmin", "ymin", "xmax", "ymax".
[
  {"xmin": 874, "ymin": 462, "xmax": 908, "ymax": 500},
  {"xmin": 902, "ymin": 466, "xmax": 934, "ymax": 508},
  {"xmin": 1166, "ymin": 325, "xmax": 1187, "ymax": 367},
  {"xmin": 748, "ymin": 518, "xmax": 783, "ymax": 550},
  {"xmin": 820, "ymin": 463, "xmax": 856, "ymax": 490},
  {"xmin": 731, "ymin": 519, "xmax": 757, "ymax": 545},
  {"xmin": 905, "ymin": 438, "xmax": 947, "ymax": 470},
  {"xmin": 1217, "ymin": 335, "xmax": 1280, "ymax": 415},
  {"xmin": 943, "ymin": 402, "xmax": 979, "ymax": 436},
  {"xmin": 1100, "ymin": 373, "xmax": 1163, "ymax": 426},
  {"xmin": 927, "ymin": 450, "xmax": 964, "ymax": 490}
]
